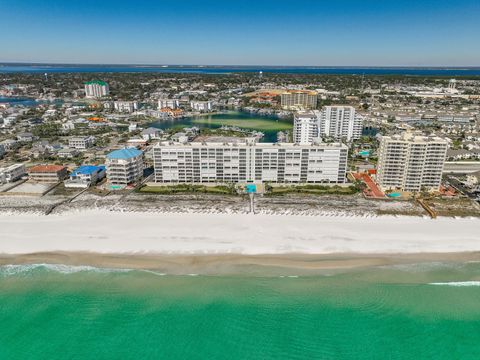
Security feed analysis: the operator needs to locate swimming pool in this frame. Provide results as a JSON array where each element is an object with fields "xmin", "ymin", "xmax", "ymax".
[
  {"xmin": 246, "ymin": 184, "xmax": 257, "ymax": 193},
  {"xmin": 387, "ymin": 192, "xmax": 401, "ymax": 198}
]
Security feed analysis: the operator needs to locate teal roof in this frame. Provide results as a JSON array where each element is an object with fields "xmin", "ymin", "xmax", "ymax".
[
  {"xmin": 106, "ymin": 148, "xmax": 142, "ymax": 160},
  {"xmin": 85, "ymin": 80, "xmax": 107, "ymax": 86}
]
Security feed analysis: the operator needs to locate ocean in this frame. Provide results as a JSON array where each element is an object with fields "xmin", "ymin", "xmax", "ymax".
[
  {"xmin": 1, "ymin": 262, "xmax": 480, "ymax": 359},
  {"xmin": 1, "ymin": 64, "xmax": 480, "ymax": 76}
]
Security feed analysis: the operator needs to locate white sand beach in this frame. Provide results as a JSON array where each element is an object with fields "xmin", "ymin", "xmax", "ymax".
[{"xmin": 0, "ymin": 210, "xmax": 479, "ymax": 255}]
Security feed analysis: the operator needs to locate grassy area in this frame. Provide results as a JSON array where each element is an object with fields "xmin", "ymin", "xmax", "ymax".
[
  {"xmin": 191, "ymin": 118, "xmax": 292, "ymax": 131},
  {"xmin": 266, "ymin": 184, "xmax": 360, "ymax": 196},
  {"xmin": 138, "ymin": 184, "xmax": 236, "ymax": 195}
]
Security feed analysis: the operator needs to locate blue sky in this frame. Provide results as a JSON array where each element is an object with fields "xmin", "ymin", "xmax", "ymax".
[{"xmin": 1, "ymin": 0, "xmax": 479, "ymax": 66}]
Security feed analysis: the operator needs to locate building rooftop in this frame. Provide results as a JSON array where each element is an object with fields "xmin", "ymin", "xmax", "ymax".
[
  {"xmin": 156, "ymin": 141, "xmax": 347, "ymax": 149},
  {"xmin": 85, "ymin": 80, "xmax": 108, "ymax": 86},
  {"xmin": 71, "ymin": 165, "xmax": 106, "ymax": 176},
  {"xmin": 106, "ymin": 148, "xmax": 143, "ymax": 160},
  {"xmin": 28, "ymin": 165, "xmax": 66, "ymax": 173}
]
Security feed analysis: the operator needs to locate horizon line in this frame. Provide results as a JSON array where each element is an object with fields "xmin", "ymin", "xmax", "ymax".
[{"xmin": 1, "ymin": 61, "xmax": 480, "ymax": 69}]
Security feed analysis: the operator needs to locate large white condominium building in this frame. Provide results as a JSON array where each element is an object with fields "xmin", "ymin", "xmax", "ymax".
[
  {"xmin": 158, "ymin": 99, "xmax": 180, "ymax": 109},
  {"xmin": 280, "ymin": 91, "xmax": 317, "ymax": 110},
  {"xmin": 293, "ymin": 111, "xmax": 318, "ymax": 144},
  {"xmin": 153, "ymin": 139, "xmax": 348, "ymax": 184},
  {"xmin": 106, "ymin": 148, "xmax": 144, "ymax": 187},
  {"xmin": 84, "ymin": 81, "xmax": 109, "ymax": 98},
  {"xmin": 376, "ymin": 133, "xmax": 448, "ymax": 192},
  {"xmin": 317, "ymin": 106, "xmax": 363, "ymax": 141}
]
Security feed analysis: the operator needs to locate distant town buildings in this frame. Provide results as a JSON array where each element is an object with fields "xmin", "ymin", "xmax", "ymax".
[
  {"xmin": 153, "ymin": 139, "xmax": 348, "ymax": 184},
  {"xmin": 158, "ymin": 99, "xmax": 179, "ymax": 109},
  {"xmin": 113, "ymin": 101, "xmax": 139, "ymax": 113},
  {"xmin": 190, "ymin": 100, "xmax": 213, "ymax": 112},
  {"xmin": 84, "ymin": 81, "xmax": 109, "ymax": 98},
  {"xmin": 280, "ymin": 90, "xmax": 317, "ymax": 110},
  {"xmin": 68, "ymin": 136, "xmax": 95, "ymax": 149},
  {"xmin": 376, "ymin": 133, "xmax": 448, "ymax": 192},
  {"xmin": 106, "ymin": 148, "xmax": 144, "ymax": 188}
]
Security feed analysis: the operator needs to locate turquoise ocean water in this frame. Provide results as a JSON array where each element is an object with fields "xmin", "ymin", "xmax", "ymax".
[{"xmin": 1, "ymin": 262, "xmax": 480, "ymax": 359}]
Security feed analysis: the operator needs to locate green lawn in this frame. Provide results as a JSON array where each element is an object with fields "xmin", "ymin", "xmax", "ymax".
[
  {"xmin": 191, "ymin": 118, "xmax": 293, "ymax": 131},
  {"xmin": 138, "ymin": 184, "xmax": 236, "ymax": 195},
  {"xmin": 267, "ymin": 185, "xmax": 359, "ymax": 196}
]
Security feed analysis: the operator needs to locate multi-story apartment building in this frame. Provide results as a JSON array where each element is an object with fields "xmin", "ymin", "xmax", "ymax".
[
  {"xmin": 0, "ymin": 163, "xmax": 26, "ymax": 184},
  {"xmin": 317, "ymin": 106, "xmax": 363, "ymax": 141},
  {"xmin": 190, "ymin": 101, "xmax": 213, "ymax": 112},
  {"xmin": 106, "ymin": 148, "xmax": 144, "ymax": 188},
  {"xmin": 376, "ymin": 133, "xmax": 448, "ymax": 192},
  {"xmin": 113, "ymin": 101, "xmax": 138, "ymax": 113},
  {"xmin": 293, "ymin": 106, "xmax": 363, "ymax": 143},
  {"xmin": 68, "ymin": 136, "xmax": 95, "ymax": 149},
  {"xmin": 28, "ymin": 165, "xmax": 68, "ymax": 183},
  {"xmin": 84, "ymin": 80, "xmax": 109, "ymax": 98},
  {"xmin": 153, "ymin": 139, "xmax": 348, "ymax": 184},
  {"xmin": 280, "ymin": 90, "xmax": 317, "ymax": 110},
  {"xmin": 293, "ymin": 111, "xmax": 318, "ymax": 144},
  {"xmin": 158, "ymin": 99, "xmax": 180, "ymax": 109}
]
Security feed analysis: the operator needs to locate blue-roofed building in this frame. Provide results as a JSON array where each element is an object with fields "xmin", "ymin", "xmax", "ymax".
[
  {"xmin": 106, "ymin": 148, "xmax": 144, "ymax": 189},
  {"xmin": 65, "ymin": 165, "xmax": 106, "ymax": 188}
]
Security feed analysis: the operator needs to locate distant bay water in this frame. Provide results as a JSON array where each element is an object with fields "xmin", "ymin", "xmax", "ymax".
[
  {"xmin": 1, "ymin": 261, "xmax": 480, "ymax": 359},
  {"xmin": 1, "ymin": 64, "xmax": 480, "ymax": 76}
]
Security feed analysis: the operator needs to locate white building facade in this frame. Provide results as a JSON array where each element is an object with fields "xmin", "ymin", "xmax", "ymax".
[
  {"xmin": 293, "ymin": 111, "xmax": 319, "ymax": 144},
  {"xmin": 376, "ymin": 133, "xmax": 448, "ymax": 192},
  {"xmin": 190, "ymin": 101, "xmax": 213, "ymax": 112},
  {"xmin": 317, "ymin": 106, "xmax": 363, "ymax": 141},
  {"xmin": 153, "ymin": 140, "xmax": 348, "ymax": 184},
  {"xmin": 106, "ymin": 148, "xmax": 144, "ymax": 187},
  {"xmin": 158, "ymin": 99, "xmax": 179, "ymax": 109},
  {"xmin": 0, "ymin": 164, "xmax": 26, "ymax": 184},
  {"xmin": 113, "ymin": 101, "xmax": 138, "ymax": 113},
  {"xmin": 68, "ymin": 136, "xmax": 96, "ymax": 149}
]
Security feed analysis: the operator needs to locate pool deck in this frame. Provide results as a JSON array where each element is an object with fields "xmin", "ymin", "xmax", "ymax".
[{"xmin": 352, "ymin": 173, "xmax": 386, "ymax": 199}]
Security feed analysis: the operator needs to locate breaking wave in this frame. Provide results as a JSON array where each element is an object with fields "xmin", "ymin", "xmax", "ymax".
[{"xmin": 429, "ymin": 281, "xmax": 480, "ymax": 287}]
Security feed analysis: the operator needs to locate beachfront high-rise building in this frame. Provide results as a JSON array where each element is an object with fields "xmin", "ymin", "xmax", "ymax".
[
  {"xmin": 293, "ymin": 111, "xmax": 319, "ymax": 144},
  {"xmin": 153, "ymin": 139, "xmax": 348, "ymax": 184},
  {"xmin": 84, "ymin": 81, "xmax": 109, "ymax": 98},
  {"xmin": 317, "ymin": 106, "xmax": 363, "ymax": 141},
  {"xmin": 106, "ymin": 148, "xmax": 144, "ymax": 188},
  {"xmin": 376, "ymin": 133, "xmax": 448, "ymax": 192},
  {"xmin": 280, "ymin": 90, "xmax": 317, "ymax": 110}
]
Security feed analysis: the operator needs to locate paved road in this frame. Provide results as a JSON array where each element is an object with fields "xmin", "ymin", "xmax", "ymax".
[{"xmin": 443, "ymin": 161, "xmax": 480, "ymax": 174}]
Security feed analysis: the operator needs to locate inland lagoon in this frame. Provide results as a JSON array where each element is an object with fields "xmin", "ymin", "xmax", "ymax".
[{"xmin": 149, "ymin": 111, "xmax": 292, "ymax": 142}]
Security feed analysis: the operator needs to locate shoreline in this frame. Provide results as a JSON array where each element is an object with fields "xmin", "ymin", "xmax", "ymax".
[
  {"xmin": 1, "ymin": 209, "xmax": 479, "ymax": 259},
  {"xmin": 2, "ymin": 252, "xmax": 480, "ymax": 276}
]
